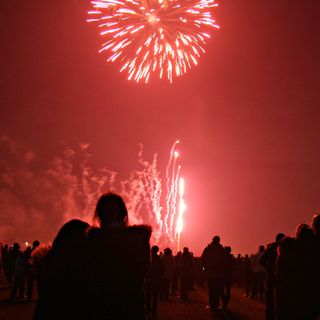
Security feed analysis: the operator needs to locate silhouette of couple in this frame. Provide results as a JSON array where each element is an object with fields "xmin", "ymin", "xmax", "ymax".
[{"xmin": 33, "ymin": 192, "xmax": 151, "ymax": 320}]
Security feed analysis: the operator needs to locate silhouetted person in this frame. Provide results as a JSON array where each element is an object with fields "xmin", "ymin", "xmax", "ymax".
[
  {"xmin": 224, "ymin": 246, "xmax": 235, "ymax": 309},
  {"xmin": 194, "ymin": 257, "xmax": 205, "ymax": 287},
  {"xmin": 311, "ymin": 214, "xmax": 320, "ymax": 318},
  {"xmin": 234, "ymin": 254, "xmax": 245, "ymax": 287},
  {"xmin": 33, "ymin": 219, "xmax": 89, "ymax": 320},
  {"xmin": 180, "ymin": 247, "xmax": 193, "ymax": 300},
  {"xmin": 172, "ymin": 251, "xmax": 181, "ymax": 294},
  {"xmin": 160, "ymin": 248, "xmax": 174, "ymax": 300},
  {"xmin": 295, "ymin": 223, "xmax": 317, "ymax": 320},
  {"xmin": 10, "ymin": 243, "xmax": 26, "ymax": 300},
  {"xmin": 201, "ymin": 236, "xmax": 227, "ymax": 310},
  {"xmin": 25, "ymin": 240, "xmax": 40, "ymax": 300},
  {"xmin": 1, "ymin": 244, "xmax": 10, "ymax": 282},
  {"xmin": 244, "ymin": 254, "xmax": 252, "ymax": 297},
  {"xmin": 145, "ymin": 245, "xmax": 164, "ymax": 317},
  {"xmin": 86, "ymin": 192, "xmax": 151, "ymax": 320},
  {"xmin": 250, "ymin": 245, "xmax": 266, "ymax": 299},
  {"xmin": 275, "ymin": 236, "xmax": 299, "ymax": 320},
  {"xmin": 260, "ymin": 233, "xmax": 285, "ymax": 320}
]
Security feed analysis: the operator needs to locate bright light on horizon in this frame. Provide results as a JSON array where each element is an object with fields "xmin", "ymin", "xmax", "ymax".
[{"xmin": 177, "ymin": 177, "xmax": 186, "ymax": 251}]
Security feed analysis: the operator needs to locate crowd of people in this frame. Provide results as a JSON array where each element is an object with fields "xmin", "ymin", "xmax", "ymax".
[
  {"xmin": 0, "ymin": 192, "xmax": 319, "ymax": 320},
  {"xmin": 1, "ymin": 240, "xmax": 40, "ymax": 301}
]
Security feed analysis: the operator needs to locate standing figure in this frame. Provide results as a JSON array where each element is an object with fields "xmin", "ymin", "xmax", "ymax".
[
  {"xmin": 224, "ymin": 246, "xmax": 235, "ymax": 309},
  {"xmin": 201, "ymin": 236, "xmax": 227, "ymax": 310},
  {"xmin": 25, "ymin": 240, "xmax": 40, "ymax": 300},
  {"xmin": 311, "ymin": 214, "xmax": 320, "ymax": 319},
  {"xmin": 179, "ymin": 247, "xmax": 194, "ymax": 300},
  {"xmin": 10, "ymin": 243, "xmax": 26, "ymax": 300},
  {"xmin": 145, "ymin": 245, "xmax": 164, "ymax": 317},
  {"xmin": 244, "ymin": 254, "xmax": 252, "ymax": 297},
  {"xmin": 250, "ymin": 245, "xmax": 266, "ymax": 299},
  {"xmin": 33, "ymin": 219, "xmax": 89, "ymax": 320},
  {"xmin": 275, "ymin": 237, "xmax": 299, "ymax": 320},
  {"xmin": 86, "ymin": 192, "xmax": 151, "ymax": 320},
  {"xmin": 171, "ymin": 251, "xmax": 181, "ymax": 295},
  {"xmin": 260, "ymin": 233, "xmax": 285, "ymax": 320},
  {"xmin": 160, "ymin": 248, "xmax": 174, "ymax": 300}
]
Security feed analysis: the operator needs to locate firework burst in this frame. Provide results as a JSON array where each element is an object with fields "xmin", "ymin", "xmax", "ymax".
[{"xmin": 88, "ymin": 0, "xmax": 219, "ymax": 83}]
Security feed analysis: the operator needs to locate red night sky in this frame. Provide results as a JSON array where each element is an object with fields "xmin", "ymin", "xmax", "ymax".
[{"xmin": 1, "ymin": 0, "xmax": 320, "ymax": 255}]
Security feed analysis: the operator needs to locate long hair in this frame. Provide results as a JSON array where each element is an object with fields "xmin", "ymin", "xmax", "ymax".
[{"xmin": 94, "ymin": 192, "xmax": 128, "ymax": 228}]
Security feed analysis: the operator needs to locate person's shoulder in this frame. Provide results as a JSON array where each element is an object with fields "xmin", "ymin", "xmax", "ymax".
[
  {"xmin": 126, "ymin": 225, "xmax": 152, "ymax": 241},
  {"xmin": 31, "ymin": 245, "xmax": 52, "ymax": 267},
  {"xmin": 86, "ymin": 226, "xmax": 102, "ymax": 237}
]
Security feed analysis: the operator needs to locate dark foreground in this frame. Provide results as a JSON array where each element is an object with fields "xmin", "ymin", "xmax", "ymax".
[{"xmin": 0, "ymin": 277, "xmax": 264, "ymax": 320}]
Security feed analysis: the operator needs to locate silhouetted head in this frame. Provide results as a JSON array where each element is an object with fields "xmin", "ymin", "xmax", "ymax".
[
  {"xmin": 183, "ymin": 247, "xmax": 189, "ymax": 254},
  {"xmin": 164, "ymin": 248, "xmax": 172, "ymax": 255},
  {"xmin": 151, "ymin": 245, "xmax": 159, "ymax": 254},
  {"xmin": 32, "ymin": 240, "xmax": 40, "ymax": 249},
  {"xmin": 13, "ymin": 243, "xmax": 20, "ymax": 251},
  {"xmin": 25, "ymin": 247, "xmax": 32, "ymax": 255},
  {"xmin": 275, "ymin": 233, "xmax": 285, "ymax": 242},
  {"xmin": 52, "ymin": 219, "xmax": 89, "ymax": 253},
  {"xmin": 311, "ymin": 214, "xmax": 320, "ymax": 236},
  {"xmin": 225, "ymin": 246, "xmax": 232, "ymax": 254},
  {"xmin": 278, "ymin": 237, "xmax": 296, "ymax": 256},
  {"xmin": 259, "ymin": 245, "xmax": 265, "ymax": 252},
  {"xmin": 212, "ymin": 236, "xmax": 220, "ymax": 244},
  {"xmin": 296, "ymin": 223, "xmax": 314, "ymax": 241},
  {"xmin": 94, "ymin": 192, "xmax": 128, "ymax": 228}
]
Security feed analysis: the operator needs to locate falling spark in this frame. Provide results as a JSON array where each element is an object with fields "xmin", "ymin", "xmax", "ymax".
[
  {"xmin": 88, "ymin": 0, "xmax": 220, "ymax": 83},
  {"xmin": 0, "ymin": 135, "xmax": 185, "ymax": 250}
]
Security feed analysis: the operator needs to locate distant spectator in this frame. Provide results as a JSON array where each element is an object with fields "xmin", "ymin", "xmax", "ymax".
[
  {"xmin": 260, "ymin": 233, "xmax": 285, "ymax": 320},
  {"xmin": 244, "ymin": 254, "xmax": 252, "ymax": 297},
  {"xmin": 145, "ymin": 245, "xmax": 164, "ymax": 317},
  {"xmin": 10, "ymin": 243, "xmax": 26, "ymax": 300},
  {"xmin": 224, "ymin": 246, "xmax": 235, "ymax": 309},
  {"xmin": 295, "ymin": 223, "xmax": 317, "ymax": 320},
  {"xmin": 161, "ymin": 248, "xmax": 174, "ymax": 300},
  {"xmin": 172, "ymin": 251, "xmax": 181, "ymax": 295},
  {"xmin": 311, "ymin": 214, "xmax": 320, "ymax": 318},
  {"xmin": 275, "ymin": 237, "xmax": 298, "ymax": 320},
  {"xmin": 179, "ymin": 247, "xmax": 194, "ymax": 300},
  {"xmin": 250, "ymin": 245, "xmax": 266, "ymax": 299},
  {"xmin": 25, "ymin": 240, "xmax": 40, "ymax": 300},
  {"xmin": 201, "ymin": 236, "xmax": 227, "ymax": 310}
]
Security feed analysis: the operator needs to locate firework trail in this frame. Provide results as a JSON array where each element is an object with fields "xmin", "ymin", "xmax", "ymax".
[
  {"xmin": 121, "ymin": 141, "xmax": 183, "ymax": 246},
  {"xmin": 88, "ymin": 0, "xmax": 219, "ymax": 83},
  {"xmin": 0, "ymin": 136, "xmax": 185, "ymax": 249},
  {"xmin": 164, "ymin": 140, "xmax": 180, "ymax": 238},
  {"xmin": 176, "ymin": 177, "xmax": 186, "ymax": 251}
]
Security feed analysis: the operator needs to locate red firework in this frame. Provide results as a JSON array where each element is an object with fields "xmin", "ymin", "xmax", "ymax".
[{"xmin": 88, "ymin": 0, "xmax": 219, "ymax": 83}]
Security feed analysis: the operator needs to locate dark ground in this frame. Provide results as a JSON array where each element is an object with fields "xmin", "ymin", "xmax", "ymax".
[{"xmin": 0, "ymin": 276, "xmax": 264, "ymax": 320}]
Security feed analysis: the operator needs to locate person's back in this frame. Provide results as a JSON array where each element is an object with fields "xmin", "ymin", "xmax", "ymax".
[
  {"xmin": 275, "ymin": 237, "xmax": 299, "ymax": 320},
  {"xmin": 33, "ymin": 219, "xmax": 89, "ymax": 320},
  {"xmin": 202, "ymin": 241, "xmax": 226, "ymax": 280},
  {"xmin": 295, "ymin": 224, "xmax": 317, "ymax": 320},
  {"xmin": 85, "ymin": 192, "xmax": 151, "ymax": 320},
  {"xmin": 311, "ymin": 214, "xmax": 320, "ymax": 318},
  {"xmin": 86, "ymin": 225, "xmax": 151, "ymax": 319},
  {"xmin": 147, "ymin": 248, "xmax": 164, "ymax": 288},
  {"xmin": 201, "ymin": 236, "xmax": 227, "ymax": 310},
  {"xmin": 260, "ymin": 233, "xmax": 285, "ymax": 320},
  {"xmin": 180, "ymin": 248, "xmax": 194, "ymax": 299}
]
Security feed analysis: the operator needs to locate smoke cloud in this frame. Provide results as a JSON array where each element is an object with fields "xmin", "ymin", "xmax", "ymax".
[{"xmin": 0, "ymin": 135, "xmax": 179, "ymax": 247}]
